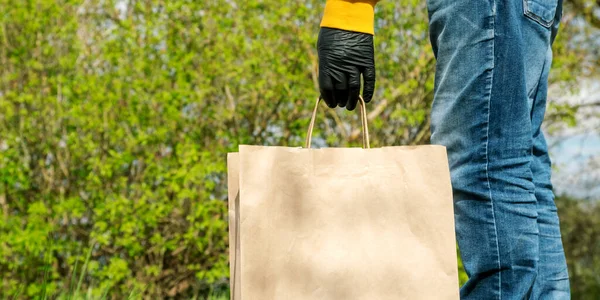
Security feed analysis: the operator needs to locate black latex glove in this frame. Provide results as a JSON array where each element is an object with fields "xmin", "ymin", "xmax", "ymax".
[{"xmin": 317, "ymin": 27, "xmax": 376, "ymax": 111}]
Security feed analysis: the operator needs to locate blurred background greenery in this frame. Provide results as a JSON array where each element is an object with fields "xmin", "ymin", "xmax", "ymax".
[{"xmin": 0, "ymin": 0, "xmax": 598, "ymax": 299}]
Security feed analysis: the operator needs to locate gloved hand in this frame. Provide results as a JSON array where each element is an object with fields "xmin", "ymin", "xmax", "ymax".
[{"xmin": 317, "ymin": 27, "xmax": 376, "ymax": 111}]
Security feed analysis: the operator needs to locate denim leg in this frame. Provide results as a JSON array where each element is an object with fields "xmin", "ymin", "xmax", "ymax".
[
  {"xmin": 528, "ymin": 48, "xmax": 571, "ymax": 300},
  {"xmin": 427, "ymin": 0, "xmax": 566, "ymax": 298},
  {"xmin": 427, "ymin": 0, "xmax": 503, "ymax": 297},
  {"xmin": 525, "ymin": 1, "xmax": 571, "ymax": 298}
]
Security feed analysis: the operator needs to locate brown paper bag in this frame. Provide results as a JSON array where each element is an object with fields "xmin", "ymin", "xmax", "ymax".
[{"xmin": 227, "ymin": 98, "xmax": 459, "ymax": 300}]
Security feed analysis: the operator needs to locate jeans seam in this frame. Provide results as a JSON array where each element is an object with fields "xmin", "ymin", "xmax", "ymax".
[
  {"xmin": 485, "ymin": 2, "xmax": 502, "ymax": 299},
  {"xmin": 529, "ymin": 48, "xmax": 550, "ymax": 122},
  {"xmin": 523, "ymin": 0, "xmax": 555, "ymax": 28}
]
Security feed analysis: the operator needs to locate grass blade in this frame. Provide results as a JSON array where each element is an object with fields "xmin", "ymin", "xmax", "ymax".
[
  {"xmin": 75, "ymin": 243, "xmax": 95, "ymax": 297},
  {"xmin": 68, "ymin": 252, "xmax": 80, "ymax": 300},
  {"xmin": 41, "ymin": 264, "xmax": 50, "ymax": 300},
  {"xmin": 100, "ymin": 284, "xmax": 111, "ymax": 300},
  {"xmin": 11, "ymin": 285, "xmax": 23, "ymax": 300},
  {"xmin": 127, "ymin": 286, "xmax": 137, "ymax": 300}
]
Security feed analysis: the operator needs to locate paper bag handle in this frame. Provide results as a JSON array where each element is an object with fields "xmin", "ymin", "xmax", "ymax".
[{"xmin": 305, "ymin": 96, "xmax": 370, "ymax": 149}]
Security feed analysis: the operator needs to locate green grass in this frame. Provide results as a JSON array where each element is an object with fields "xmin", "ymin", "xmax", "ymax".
[
  {"xmin": 20, "ymin": 242, "xmax": 231, "ymax": 299},
  {"xmin": 206, "ymin": 291, "xmax": 229, "ymax": 300},
  {"xmin": 52, "ymin": 286, "xmax": 229, "ymax": 300},
  {"xmin": 51, "ymin": 290, "xmax": 228, "ymax": 300}
]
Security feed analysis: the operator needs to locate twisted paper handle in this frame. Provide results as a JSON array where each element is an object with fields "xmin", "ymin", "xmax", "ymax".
[{"xmin": 305, "ymin": 96, "xmax": 370, "ymax": 149}]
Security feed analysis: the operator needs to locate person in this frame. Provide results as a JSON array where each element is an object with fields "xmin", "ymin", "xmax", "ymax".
[{"xmin": 317, "ymin": 0, "xmax": 571, "ymax": 298}]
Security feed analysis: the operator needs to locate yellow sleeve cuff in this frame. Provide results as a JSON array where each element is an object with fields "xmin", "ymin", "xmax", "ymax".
[{"xmin": 320, "ymin": 0, "xmax": 377, "ymax": 35}]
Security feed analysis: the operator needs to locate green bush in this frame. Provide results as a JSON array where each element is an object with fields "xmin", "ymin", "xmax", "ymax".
[
  {"xmin": 556, "ymin": 195, "xmax": 600, "ymax": 299},
  {"xmin": 0, "ymin": 0, "xmax": 233, "ymax": 297}
]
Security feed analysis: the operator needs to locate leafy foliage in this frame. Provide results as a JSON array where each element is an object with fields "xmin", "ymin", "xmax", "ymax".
[{"xmin": 556, "ymin": 195, "xmax": 600, "ymax": 299}]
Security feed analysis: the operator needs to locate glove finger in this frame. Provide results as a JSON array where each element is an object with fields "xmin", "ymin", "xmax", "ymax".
[
  {"xmin": 346, "ymin": 66, "xmax": 361, "ymax": 111},
  {"xmin": 334, "ymin": 73, "xmax": 349, "ymax": 108},
  {"xmin": 319, "ymin": 73, "xmax": 337, "ymax": 108},
  {"xmin": 362, "ymin": 66, "xmax": 376, "ymax": 103}
]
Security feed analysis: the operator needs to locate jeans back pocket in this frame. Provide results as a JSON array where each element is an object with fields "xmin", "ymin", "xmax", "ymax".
[{"xmin": 523, "ymin": 0, "xmax": 559, "ymax": 28}]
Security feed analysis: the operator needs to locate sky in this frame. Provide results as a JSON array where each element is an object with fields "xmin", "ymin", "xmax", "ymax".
[{"xmin": 549, "ymin": 79, "xmax": 600, "ymax": 199}]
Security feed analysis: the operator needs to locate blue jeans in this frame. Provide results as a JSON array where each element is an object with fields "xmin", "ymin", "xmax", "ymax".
[{"xmin": 427, "ymin": 0, "xmax": 570, "ymax": 298}]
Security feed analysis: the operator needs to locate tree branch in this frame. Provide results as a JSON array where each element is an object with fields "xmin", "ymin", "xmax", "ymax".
[{"xmin": 349, "ymin": 98, "xmax": 389, "ymax": 141}]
